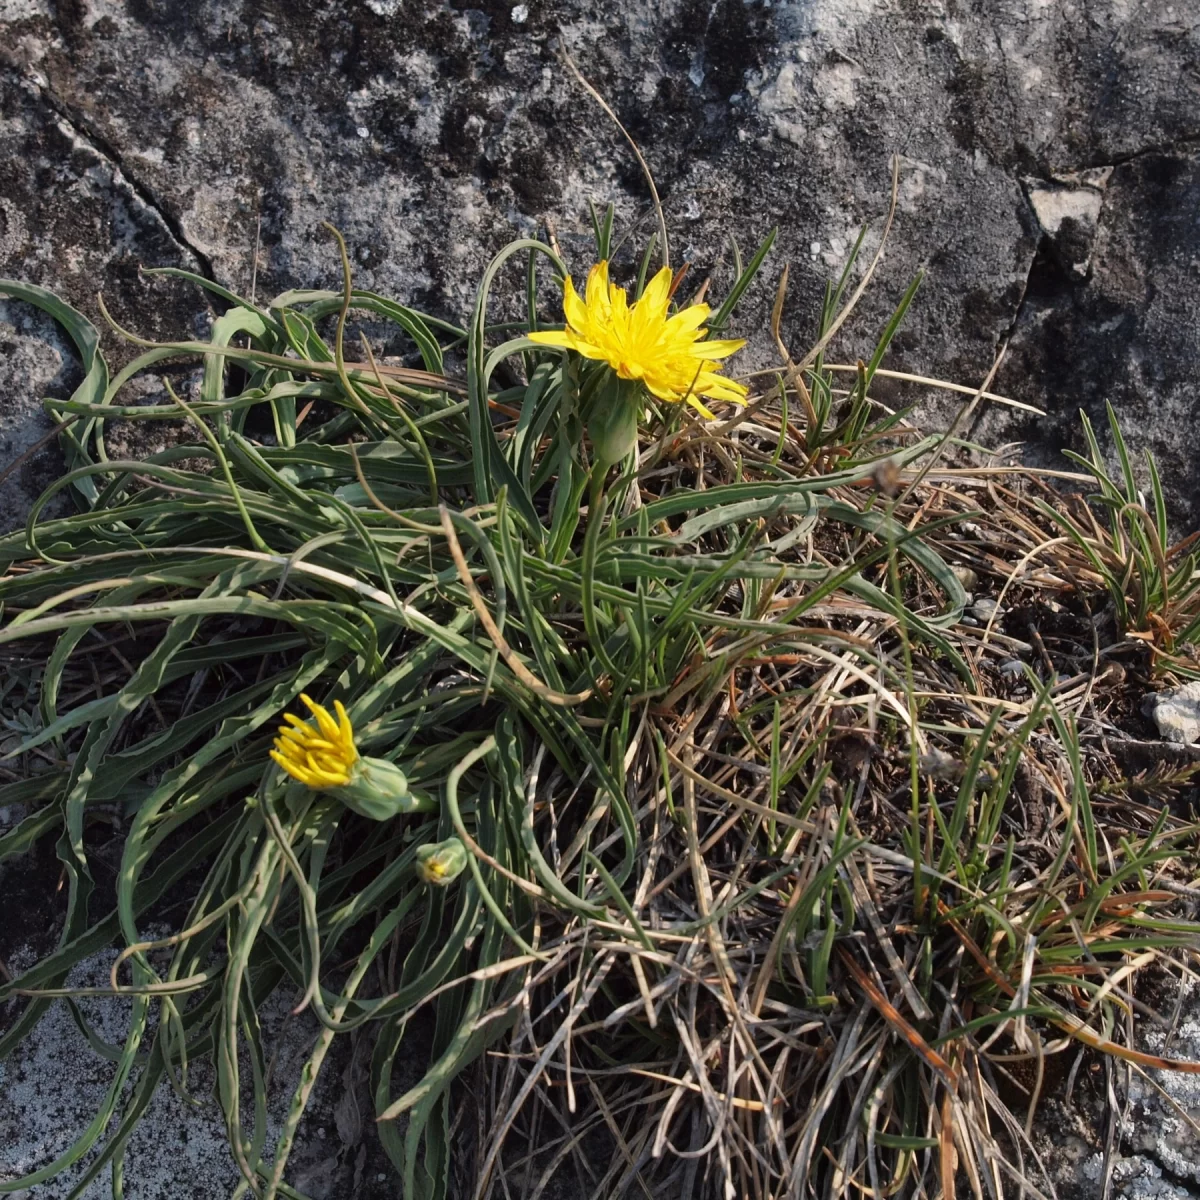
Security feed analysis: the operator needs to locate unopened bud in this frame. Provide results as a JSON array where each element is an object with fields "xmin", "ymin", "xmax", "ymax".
[{"xmin": 415, "ymin": 837, "xmax": 469, "ymax": 885}]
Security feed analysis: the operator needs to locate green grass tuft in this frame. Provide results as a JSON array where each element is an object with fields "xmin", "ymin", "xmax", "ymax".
[{"xmin": 1, "ymin": 215, "xmax": 1199, "ymax": 1200}]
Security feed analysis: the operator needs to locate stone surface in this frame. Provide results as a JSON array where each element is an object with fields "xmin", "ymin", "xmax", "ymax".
[
  {"xmin": 0, "ymin": 946, "xmax": 400, "ymax": 1198},
  {"xmin": 1143, "ymin": 681, "xmax": 1200, "ymax": 745},
  {"xmin": 997, "ymin": 150, "xmax": 1200, "ymax": 530},
  {"xmin": 0, "ymin": 300, "xmax": 77, "ymax": 526},
  {"xmin": 0, "ymin": 0, "xmax": 1198, "ymax": 526},
  {"xmin": 1126, "ymin": 1004, "xmax": 1200, "ymax": 1197},
  {"xmin": 1035, "ymin": 979, "xmax": 1200, "ymax": 1200}
]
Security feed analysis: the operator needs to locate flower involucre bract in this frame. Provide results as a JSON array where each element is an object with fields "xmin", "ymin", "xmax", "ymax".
[
  {"xmin": 529, "ymin": 261, "xmax": 748, "ymax": 419},
  {"xmin": 271, "ymin": 693, "xmax": 358, "ymax": 789}
]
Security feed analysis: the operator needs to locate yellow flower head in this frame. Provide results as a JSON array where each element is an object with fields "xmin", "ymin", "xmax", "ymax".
[
  {"xmin": 529, "ymin": 261, "xmax": 748, "ymax": 419},
  {"xmin": 270, "ymin": 694, "xmax": 358, "ymax": 789}
]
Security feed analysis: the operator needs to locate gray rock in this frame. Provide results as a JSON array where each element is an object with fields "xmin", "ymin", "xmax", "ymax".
[
  {"xmin": 0, "ymin": 935, "xmax": 406, "ymax": 1199},
  {"xmin": 1029, "ymin": 978, "xmax": 1200, "ymax": 1200},
  {"xmin": 1118, "ymin": 983, "xmax": 1200, "ymax": 1197},
  {"xmin": 951, "ymin": 563, "xmax": 978, "ymax": 593},
  {"xmin": 0, "ymin": 299, "xmax": 76, "ymax": 528},
  {"xmin": 1143, "ymin": 681, "xmax": 1200, "ymax": 745},
  {"xmin": 1024, "ymin": 169, "xmax": 1110, "ymax": 280},
  {"xmin": 994, "ymin": 149, "xmax": 1200, "ymax": 533}
]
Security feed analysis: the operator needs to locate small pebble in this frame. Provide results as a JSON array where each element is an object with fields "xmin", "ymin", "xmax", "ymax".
[
  {"xmin": 951, "ymin": 565, "xmax": 978, "ymax": 592},
  {"xmin": 511, "ymin": 3, "xmax": 529, "ymax": 22},
  {"xmin": 999, "ymin": 659, "xmax": 1025, "ymax": 678},
  {"xmin": 959, "ymin": 615, "xmax": 979, "ymax": 627},
  {"xmin": 1143, "ymin": 680, "xmax": 1200, "ymax": 745},
  {"xmin": 969, "ymin": 597, "xmax": 999, "ymax": 621}
]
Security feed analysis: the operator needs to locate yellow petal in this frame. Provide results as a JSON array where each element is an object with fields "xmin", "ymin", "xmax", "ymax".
[
  {"xmin": 532, "ymin": 259, "xmax": 748, "ymax": 411},
  {"xmin": 304, "ymin": 754, "xmax": 348, "ymax": 786},
  {"xmin": 333, "ymin": 700, "xmax": 357, "ymax": 757},
  {"xmin": 664, "ymin": 303, "xmax": 711, "ymax": 335},
  {"xmin": 569, "ymin": 338, "xmax": 618, "ymax": 362},
  {"xmin": 274, "ymin": 694, "xmax": 358, "ymax": 790},
  {"xmin": 644, "ymin": 378, "xmax": 683, "ymax": 404},
  {"xmin": 607, "ymin": 278, "xmax": 631, "ymax": 341},
  {"xmin": 301, "ymin": 694, "xmax": 341, "ymax": 741},
  {"xmin": 696, "ymin": 375, "xmax": 748, "ymax": 403},
  {"xmin": 271, "ymin": 749, "xmax": 314, "ymax": 785},
  {"xmin": 527, "ymin": 329, "xmax": 575, "ymax": 348},
  {"xmin": 562, "ymin": 275, "xmax": 589, "ymax": 331},
  {"xmin": 638, "ymin": 266, "xmax": 673, "ymax": 318},
  {"xmin": 689, "ymin": 338, "xmax": 746, "ymax": 360},
  {"xmin": 586, "ymin": 261, "xmax": 610, "ymax": 314},
  {"xmin": 282, "ymin": 727, "xmax": 335, "ymax": 750}
]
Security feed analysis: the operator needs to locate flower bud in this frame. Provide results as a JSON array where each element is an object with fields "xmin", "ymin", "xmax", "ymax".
[
  {"xmin": 415, "ymin": 837, "xmax": 469, "ymax": 885},
  {"xmin": 331, "ymin": 756, "xmax": 432, "ymax": 821}
]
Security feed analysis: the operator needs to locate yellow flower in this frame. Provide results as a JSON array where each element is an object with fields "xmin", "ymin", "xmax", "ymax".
[
  {"xmin": 270, "ymin": 694, "xmax": 358, "ymax": 789},
  {"xmin": 529, "ymin": 261, "xmax": 748, "ymax": 419},
  {"xmin": 269, "ymin": 696, "xmax": 431, "ymax": 819}
]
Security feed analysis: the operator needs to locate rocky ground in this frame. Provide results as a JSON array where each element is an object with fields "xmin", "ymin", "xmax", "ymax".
[
  {"xmin": 3, "ymin": 0, "xmax": 1200, "ymax": 1195},
  {"xmin": 0, "ymin": 945, "xmax": 397, "ymax": 1199}
]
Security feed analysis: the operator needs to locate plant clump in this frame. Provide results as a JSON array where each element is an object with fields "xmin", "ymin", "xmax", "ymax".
[{"xmin": 0, "ymin": 200, "xmax": 1199, "ymax": 1200}]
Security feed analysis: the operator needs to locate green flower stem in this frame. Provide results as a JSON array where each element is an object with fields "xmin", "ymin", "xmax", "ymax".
[
  {"xmin": 442, "ymin": 735, "xmax": 539, "ymax": 957},
  {"xmin": 581, "ymin": 464, "xmax": 621, "ymax": 681},
  {"xmin": 220, "ymin": 835, "xmax": 284, "ymax": 1197}
]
